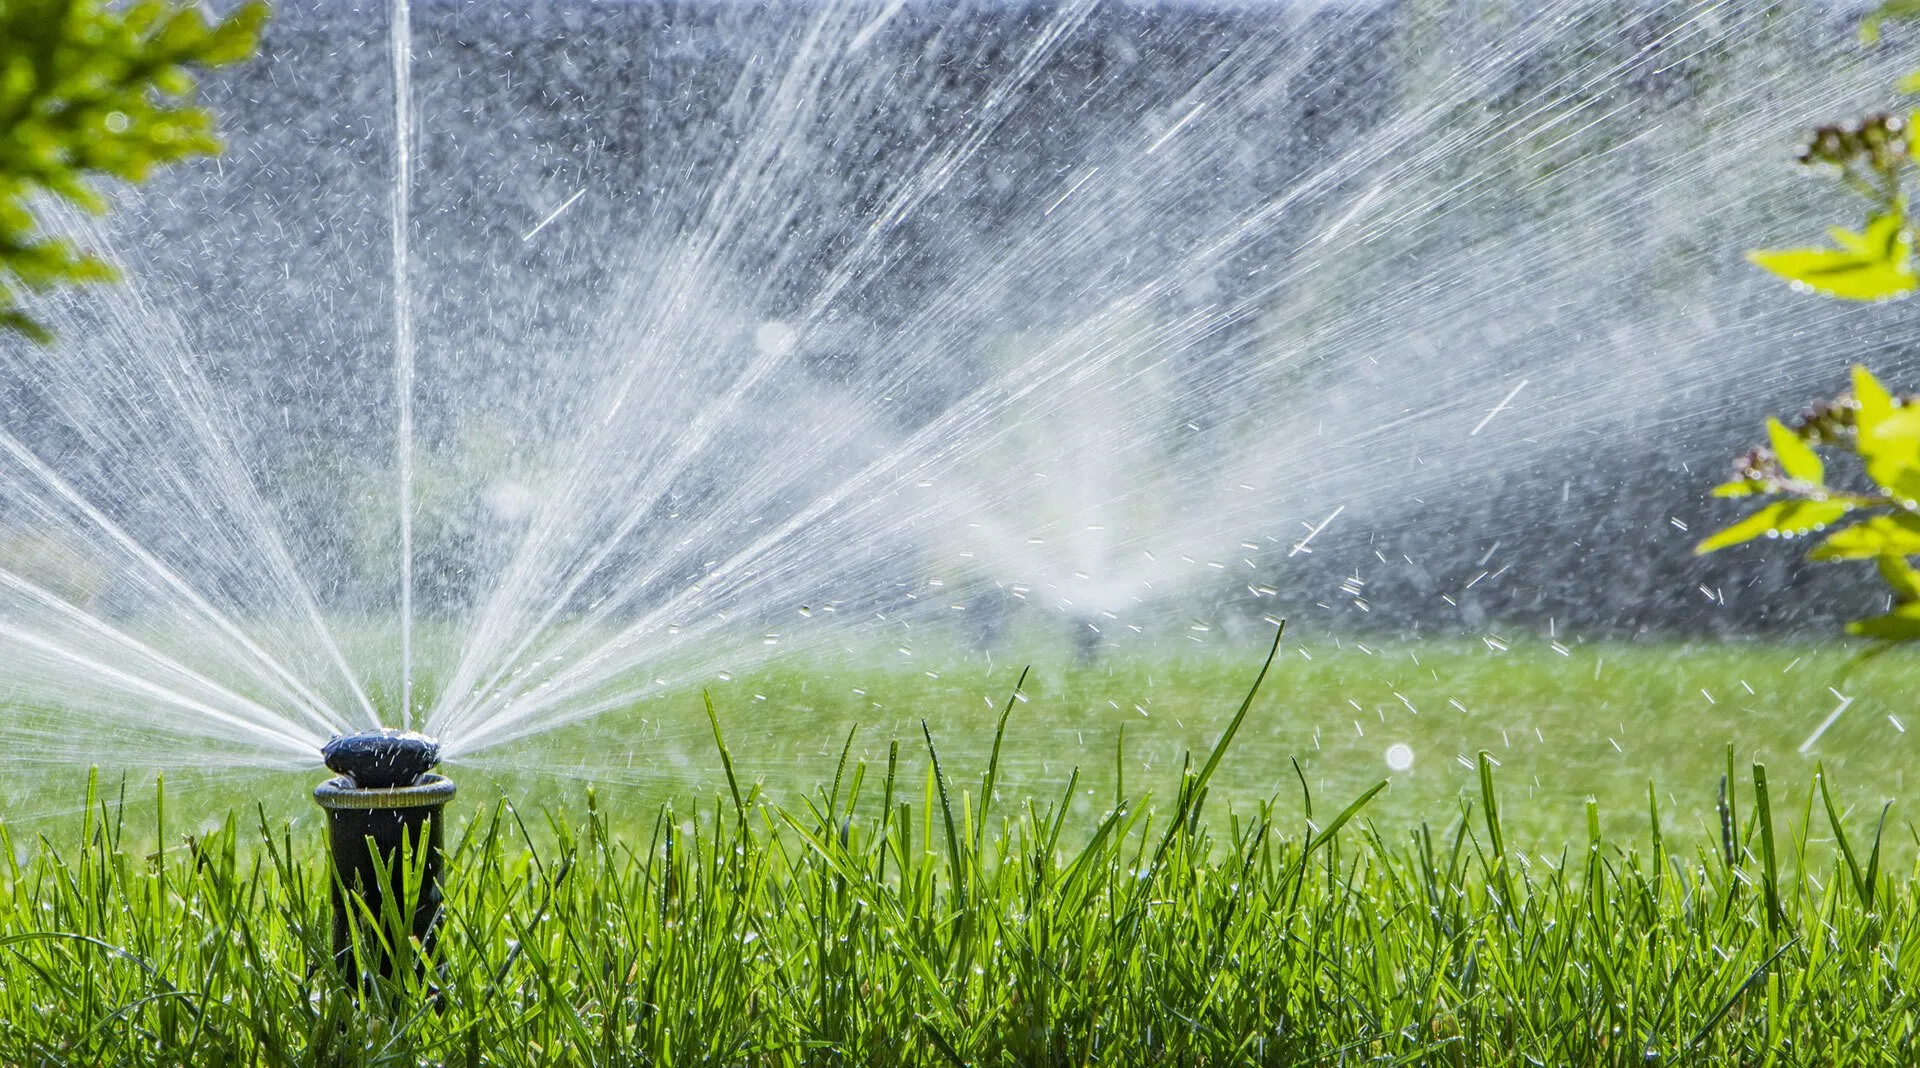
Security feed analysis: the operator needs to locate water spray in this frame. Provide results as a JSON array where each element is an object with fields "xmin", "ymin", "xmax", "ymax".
[{"xmin": 313, "ymin": 729, "xmax": 454, "ymax": 977}]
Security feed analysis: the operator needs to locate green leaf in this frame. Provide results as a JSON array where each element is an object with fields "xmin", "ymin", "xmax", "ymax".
[
  {"xmin": 1749, "ymin": 247, "xmax": 1916, "ymax": 300},
  {"xmin": 1810, "ymin": 513, "xmax": 1920, "ymax": 560},
  {"xmin": 1852, "ymin": 365, "xmax": 1920, "ymax": 499},
  {"xmin": 1876, "ymin": 553, "xmax": 1920, "ymax": 601},
  {"xmin": 1766, "ymin": 417, "xmax": 1824, "ymax": 484},
  {"xmin": 1695, "ymin": 500, "xmax": 1853, "ymax": 555},
  {"xmin": 1711, "ymin": 479, "xmax": 1769, "ymax": 498},
  {"xmin": 1750, "ymin": 214, "xmax": 1916, "ymax": 301},
  {"xmin": 200, "ymin": 3, "xmax": 268, "ymax": 66},
  {"xmin": 1853, "ymin": 369, "xmax": 1920, "ymax": 502},
  {"xmin": 1864, "ymin": 212, "xmax": 1903, "ymax": 258},
  {"xmin": 1866, "ymin": 0, "xmax": 1920, "ymax": 42},
  {"xmin": 1848, "ymin": 602, "xmax": 1920, "ymax": 641},
  {"xmin": 1864, "ymin": 0, "xmax": 1920, "ymax": 44},
  {"xmin": 1855, "ymin": 365, "xmax": 1894, "ymax": 430},
  {"xmin": 1899, "ymin": 69, "xmax": 1920, "ymax": 94}
]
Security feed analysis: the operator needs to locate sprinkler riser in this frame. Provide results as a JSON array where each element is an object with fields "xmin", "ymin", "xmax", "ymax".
[{"xmin": 313, "ymin": 771, "xmax": 455, "ymax": 978}]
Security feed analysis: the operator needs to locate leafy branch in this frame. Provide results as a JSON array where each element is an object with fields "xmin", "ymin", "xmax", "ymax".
[
  {"xmin": 0, "ymin": 0, "xmax": 266, "ymax": 342},
  {"xmin": 1701, "ymin": 5, "xmax": 1920, "ymax": 645},
  {"xmin": 1699, "ymin": 367, "xmax": 1920, "ymax": 640},
  {"xmin": 1748, "ymin": 113, "xmax": 1917, "ymax": 301}
]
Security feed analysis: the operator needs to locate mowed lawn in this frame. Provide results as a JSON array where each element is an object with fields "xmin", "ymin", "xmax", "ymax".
[
  {"xmin": 5, "ymin": 632, "xmax": 1920, "ymax": 1063},
  {"xmin": 3, "ymin": 632, "xmax": 1913, "ymax": 855},
  {"xmin": 467, "ymin": 632, "xmax": 1918, "ymax": 855}
]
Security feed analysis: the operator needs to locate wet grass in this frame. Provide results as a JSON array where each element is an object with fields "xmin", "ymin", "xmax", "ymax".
[
  {"xmin": 484, "ymin": 629, "xmax": 1920, "ymax": 853},
  {"xmin": 4, "ymin": 633, "xmax": 1920, "ymax": 1063},
  {"xmin": 7, "ymin": 627, "xmax": 1916, "ymax": 850}
]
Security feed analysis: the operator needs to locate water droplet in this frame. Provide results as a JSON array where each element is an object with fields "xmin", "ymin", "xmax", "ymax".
[{"xmin": 754, "ymin": 320, "xmax": 796, "ymax": 356}]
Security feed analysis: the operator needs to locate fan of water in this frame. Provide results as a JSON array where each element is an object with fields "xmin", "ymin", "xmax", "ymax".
[{"xmin": 0, "ymin": 0, "xmax": 1911, "ymax": 802}]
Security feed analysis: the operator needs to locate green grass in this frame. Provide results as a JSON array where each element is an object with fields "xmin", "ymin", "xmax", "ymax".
[
  {"xmin": 479, "ymin": 631, "xmax": 1920, "ymax": 852},
  {"xmin": 5, "ymin": 634, "xmax": 1920, "ymax": 1064},
  {"xmin": 7, "ymin": 630, "xmax": 1915, "ymax": 848}
]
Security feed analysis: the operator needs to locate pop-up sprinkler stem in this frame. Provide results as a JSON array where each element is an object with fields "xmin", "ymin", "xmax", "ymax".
[{"xmin": 313, "ymin": 729, "xmax": 454, "ymax": 978}]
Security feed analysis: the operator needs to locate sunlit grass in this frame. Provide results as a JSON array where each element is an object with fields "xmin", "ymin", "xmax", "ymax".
[
  {"xmin": 4, "ymin": 634, "xmax": 1920, "ymax": 1063},
  {"xmin": 485, "ymin": 631, "xmax": 1920, "ymax": 851}
]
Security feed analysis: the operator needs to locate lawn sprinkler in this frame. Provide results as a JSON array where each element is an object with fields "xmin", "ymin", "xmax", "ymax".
[{"xmin": 313, "ymin": 729, "xmax": 455, "ymax": 978}]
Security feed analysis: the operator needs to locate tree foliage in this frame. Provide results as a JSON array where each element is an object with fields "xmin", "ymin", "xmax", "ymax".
[
  {"xmin": 1747, "ymin": 110, "xmax": 1919, "ymax": 301},
  {"xmin": 1699, "ymin": 6, "xmax": 1920, "ymax": 644},
  {"xmin": 0, "ymin": 0, "xmax": 265, "ymax": 342},
  {"xmin": 1699, "ymin": 367, "xmax": 1920, "ymax": 640}
]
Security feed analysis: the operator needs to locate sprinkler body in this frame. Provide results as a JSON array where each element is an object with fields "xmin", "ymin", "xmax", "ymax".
[{"xmin": 313, "ymin": 730, "xmax": 453, "ymax": 977}]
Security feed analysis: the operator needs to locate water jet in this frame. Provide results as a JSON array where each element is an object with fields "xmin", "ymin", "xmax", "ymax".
[
  {"xmin": 313, "ymin": 729, "xmax": 453, "ymax": 977},
  {"xmin": 0, "ymin": 0, "xmax": 1906, "ymax": 827}
]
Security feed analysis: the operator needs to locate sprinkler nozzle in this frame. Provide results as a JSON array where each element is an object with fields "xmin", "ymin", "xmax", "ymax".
[
  {"xmin": 322, "ymin": 728, "xmax": 440, "ymax": 788},
  {"xmin": 314, "ymin": 730, "xmax": 454, "ymax": 979}
]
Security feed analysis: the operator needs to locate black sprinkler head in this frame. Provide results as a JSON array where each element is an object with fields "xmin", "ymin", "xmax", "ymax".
[
  {"xmin": 315, "ymin": 729, "xmax": 455, "ymax": 979},
  {"xmin": 322, "ymin": 729, "xmax": 441, "ymax": 788}
]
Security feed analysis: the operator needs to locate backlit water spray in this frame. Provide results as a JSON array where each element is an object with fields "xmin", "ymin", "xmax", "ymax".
[
  {"xmin": 0, "ymin": 0, "xmax": 1908, "ymax": 816},
  {"xmin": 390, "ymin": 0, "xmax": 417, "ymax": 729},
  {"xmin": 309, "ymin": 1, "xmax": 444, "ymax": 976}
]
